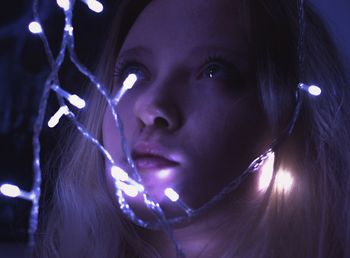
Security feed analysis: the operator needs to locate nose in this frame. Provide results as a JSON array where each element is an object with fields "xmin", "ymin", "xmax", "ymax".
[{"xmin": 133, "ymin": 84, "xmax": 182, "ymax": 131}]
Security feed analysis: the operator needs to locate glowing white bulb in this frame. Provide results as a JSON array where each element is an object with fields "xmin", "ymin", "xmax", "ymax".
[
  {"xmin": 111, "ymin": 166, "xmax": 129, "ymax": 182},
  {"xmin": 113, "ymin": 74, "xmax": 138, "ymax": 103},
  {"xmin": 68, "ymin": 94, "xmax": 86, "ymax": 109},
  {"xmin": 86, "ymin": 0, "xmax": 103, "ymax": 13},
  {"xmin": 308, "ymin": 85, "xmax": 322, "ymax": 96},
  {"xmin": 57, "ymin": 0, "xmax": 70, "ymax": 11},
  {"xmin": 298, "ymin": 83, "xmax": 321, "ymax": 96},
  {"xmin": 258, "ymin": 151, "xmax": 275, "ymax": 191},
  {"xmin": 28, "ymin": 21, "xmax": 43, "ymax": 34},
  {"xmin": 117, "ymin": 182, "xmax": 139, "ymax": 198},
  {"xmin": 275, "ymin": 170, "xmax": 294, "ymax": 193},
  {"xmin": 48, "ymin": 106, "xmax": 69, "ymax": 128},
  {"xmin": 0, "ymin": 184, "xmax": 33, "ymax": 201},
  {"xmin": 123, "ymin": 74, "xmax": 137, "ymax": 90},
  {"xmin": 164, "ymin": 187, "xmax": 179, "ymax": 202},
  {"xmin": 0, "ymin": 184, "xmax": 21, "ymax": 198},
  {"xmin": 52, "ymin": 85, "xmax": 85, "ymax": 109}
]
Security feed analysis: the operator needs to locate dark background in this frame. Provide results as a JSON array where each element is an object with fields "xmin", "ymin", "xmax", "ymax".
[
  {"xmin": 0, "ymin": 0, "xmax": 349, "ymax": 257},
  {"xmin": 0, "ymin": 1, "xmax": 119, "ymax": 256}
]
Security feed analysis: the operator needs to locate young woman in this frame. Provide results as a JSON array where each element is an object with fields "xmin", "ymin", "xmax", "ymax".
[{"xmin": 36, "ymin": 0, "xmax": 350, "ymax": 257}]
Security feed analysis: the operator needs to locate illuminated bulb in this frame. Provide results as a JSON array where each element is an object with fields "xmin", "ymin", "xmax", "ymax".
[
  {"xmin": 28, "ymin": 21, "xmax": 43, "ymax": 34},
  {"xmin": 86, "ymin": 0, "xmax": 103, "ymax": 13},
  {"xmin": 164, "ymin": 188, "xmax": 179, "ymax": 202},
  {"xmin": 0, "ymin": 184, "xmax": 21, "ymax": 198},
  {"xmin": 298, "ymin": 83, "xmax": 321, "ymax": 96},
  {"xmin": 111, "ymin": 166, "xmax": 129, "ymax": 182},
  {"xmin": 136, "ymin": 183, "xmax": 145, "ymax": 193},
  {"xmin": 308, "ymin": 85, "xmax": 322, "ymax": 96},
  {"xmin": 110, "ymin": 166, "xmax": 144, "ymax": 192},
  {"xmin": 123, "ymin": 74, "xmax": 137, "ymax": 90},
  {"xmin": 114, "ymin": 74, "xmax": 138, "ymax": 103},
  {"xmin": 258, "ymin": 152, "xmax": 275, "ymax": 191},
  {"xmin": 117, "ymin": 181, "xmax": 139, "ymax": 198},
  {"xmin": 275, "ymin": 170, "xmax": 294, "ymax": 193},
  {"xmin": 48, "ymin": 106, "xmax": 69, "ymax": 128},
  {"xmin": 0, "ymin": 184, "xmax": 33, "ymax": 201},
  {"xmin": 67, "ymin": 94, "xmax": 86, "ymax": 109},
  {"xmin": 56, "ymin": 0, "xmax": 70, "ymax": 11},
  {"xmin": 52, "ymin": 85, "xmax": 85, "ymax": 109}
]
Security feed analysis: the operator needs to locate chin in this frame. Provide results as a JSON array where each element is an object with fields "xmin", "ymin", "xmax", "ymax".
[{"xmin": 120, "ymin": 193, "xmax": 189, "ymax": 223}]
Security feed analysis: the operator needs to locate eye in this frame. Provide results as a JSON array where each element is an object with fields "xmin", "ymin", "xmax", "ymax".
[
  {"xmin": 203, "ymin": 62, "xmax": 229, "ymax": 79},
  {"xmin": 198, "ymin": 56, "xmax": 243, "ymax": 85},
  {"xmin": 114, "ymin": 60, "xmax": 148, "ymax": 84}
]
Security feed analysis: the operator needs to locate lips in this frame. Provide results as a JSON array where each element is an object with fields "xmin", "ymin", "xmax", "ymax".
[{"xmin": 131, "ymin": 142, "xmax": 179, "ymax": 172}]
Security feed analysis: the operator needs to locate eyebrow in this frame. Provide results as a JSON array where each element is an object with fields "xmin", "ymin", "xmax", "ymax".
[
  {"xmin": 188, "ymin": 45, "xmax": 252, "ymax": 60},
  {"xmin": 117, "ymin": 46, "xmax": 153, "ymax": 60},
  {"xmin": 187, "ymin": 46, "xmax": 254, "ymax": 72},
  {"xmin": 118, "ymin": 45, "xmax": 249, "ymax": 59},
  {"xmin": 117, "ymin": 45, "xmax": 253, "ymax": 74}
]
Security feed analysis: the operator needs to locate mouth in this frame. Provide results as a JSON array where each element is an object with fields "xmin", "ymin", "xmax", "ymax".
[{"xmin": 131, "ymin": 143, "xmax": 179, "ymax": 172}]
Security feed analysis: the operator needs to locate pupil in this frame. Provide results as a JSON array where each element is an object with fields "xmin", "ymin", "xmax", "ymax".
[{"xmin": 208, "ymin": 65, "xmax": 219, "ymax": 78}]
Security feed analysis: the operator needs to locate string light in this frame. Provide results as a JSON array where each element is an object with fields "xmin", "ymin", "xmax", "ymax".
[
  {"xmin": 56, "ymin": 0, "xmax": 70, "ymax": 11},
  {"xmin": 51, "ymin": 84, "xmax": 86, "ymax": 109},
  {"xmin": 298, "ymin": 83, "xmax": 322, "ymax": 96},
  {"xmin": 164, "ymin": 188, "xmax": 193, "ymax": 216},
  {"xmin": 111, "ymin": 166, "xmax": 129, "ymax": 182},
  {"xmin": 47, "ymin": 105, "xmax": 69, "ymax": 128},
  {"xmin": 0, "ymin": 184, "xmax": 21, "ymax": 198},
  {"xmin": 116, "ymin": 181, "xmax": 139, "ymax": 198},
  {"xmin": 0, "ymin": 184, "xmax": 33, "ymax": 201},
  {"xmin": 64, "ymin": 25, "xmax": 74, "ymax": 36},
  {"xmin": 0, "ymin": 0, "xmax": 320, "ymax": 256},
  {"xmin": 28, "ymin": 21, "xmax": 42, "ymax": 34},
  {"xmin": 110, "ymin": 166, "xmax": 145, "ymax": 192},
  {"xmin": 113, "ymin": 73, "xmax": 138, "ymax": 103},
  {"xmin": 164, "ymin": 187, "xmax": 180, "ymax": 202},
  {"xmin": 82, "ymin": 0, "xmax": 104, "ymax": 13}
]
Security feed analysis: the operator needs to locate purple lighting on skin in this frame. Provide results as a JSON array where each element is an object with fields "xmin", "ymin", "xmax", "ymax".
[{"xmin": 157, "ymin": 169, "xmax": 171, "ymax": 179}]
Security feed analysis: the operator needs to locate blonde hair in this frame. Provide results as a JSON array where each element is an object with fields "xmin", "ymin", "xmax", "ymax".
[{"xmin": 35, "ymin": 0, "xmax": 350, "ymax": 257}]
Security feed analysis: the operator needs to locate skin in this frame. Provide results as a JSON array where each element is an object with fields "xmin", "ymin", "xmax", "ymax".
[{"xmin": 103, "ymin": 0, "xmax": 270, "ymax": 256}]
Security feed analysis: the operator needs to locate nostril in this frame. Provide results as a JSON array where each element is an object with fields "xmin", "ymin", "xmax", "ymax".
[{"xmin": 154, "ymin": 117, "xmax": 170, "ymax": 128}]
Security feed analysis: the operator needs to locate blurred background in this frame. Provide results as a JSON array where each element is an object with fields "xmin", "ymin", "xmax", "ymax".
[
  {"xmin": 0, "ymin": 0, "xmax": 119, "ymax": 257},
  {"xmin": 0, "ymin": 0, "xmax": 349, "ymax": 257}
]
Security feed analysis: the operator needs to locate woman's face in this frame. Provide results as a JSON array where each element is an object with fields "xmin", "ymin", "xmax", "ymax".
[{"xmin": 103, "ymin": 0, "xmax": 268, "ymax": 214}]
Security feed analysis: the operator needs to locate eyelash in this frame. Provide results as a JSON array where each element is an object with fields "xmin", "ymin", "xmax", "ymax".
[
  {"xmin": 200, "ymin": 55, "xmax": 243, "ymax": 83},
  {"xmin": 113, "ymin": 55, "xmax": 243, "ymax": 86},
  {"xmin": 114, "ymin": 59, "xmax": 148, "ymax": 83}
]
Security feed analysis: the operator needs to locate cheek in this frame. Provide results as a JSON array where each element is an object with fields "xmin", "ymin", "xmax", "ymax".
[{"xmin": 186, "ymin": 96, "xmax": 268, "ymax": 174}]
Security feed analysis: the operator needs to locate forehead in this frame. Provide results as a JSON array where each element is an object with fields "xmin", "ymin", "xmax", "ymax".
[{"xmin": 120, "ymin": 0, "xmax": 250, "ymax": 56}]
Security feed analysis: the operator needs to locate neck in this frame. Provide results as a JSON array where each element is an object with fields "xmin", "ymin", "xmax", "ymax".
[
  {"xmin": 135, "ymin": 175, "xmax": 264, "ymax": 257},
  {"xmin": 137, "ymin": 199, "xmax": 241, "ymax": 257}
]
